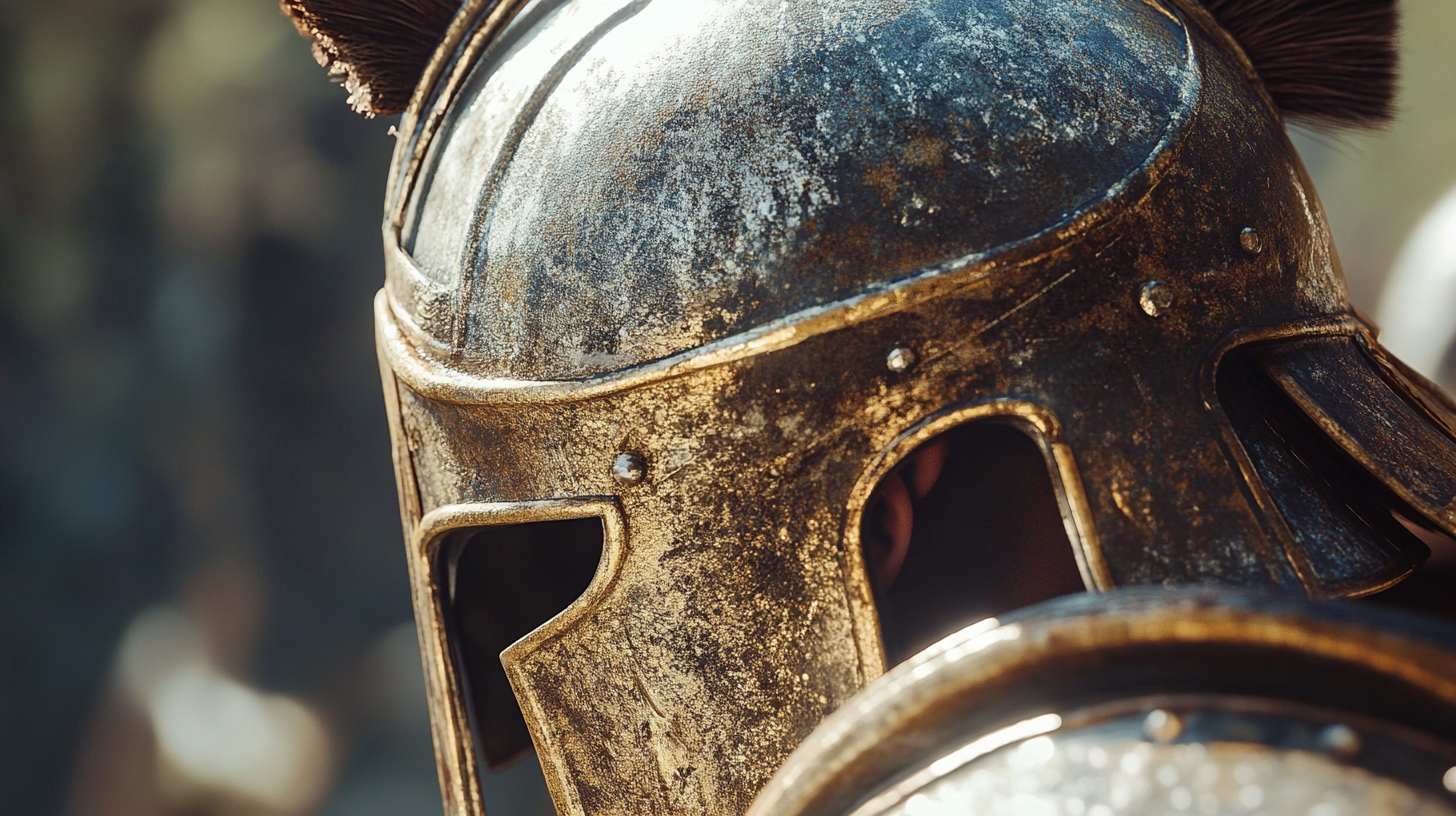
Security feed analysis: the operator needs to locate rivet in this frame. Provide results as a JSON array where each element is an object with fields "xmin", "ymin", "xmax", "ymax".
[
  {"xmin": 1143, "ymin": 709, "xmax": 1183, "ymax": 743},
  {"xmin": 886, "ymin": 346, "xmax": 918, "ymax": 374},
  {"xmin": 1139, "ymin": 281, "xmax": 1173, "ymax": 318},
  {"xmin": 612, "ymin": 452, "xmax": 647, "ymax": 485},
  {"xmin": 1443, "ymin": 766, "xmax": 1456, "ymax": 793},
  {"xmin": 1239, "ymin": 227, "xmax": 1264, "ymax": 256},
  {"xmin": 1318, "ymin": 723, "xmax": 1361, "ymax": 758}
]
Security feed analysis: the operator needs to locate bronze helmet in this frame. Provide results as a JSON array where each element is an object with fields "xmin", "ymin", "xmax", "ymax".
[{"xmin": 281, "ymin": 0, "xmax": 1449, "ymax": 814}]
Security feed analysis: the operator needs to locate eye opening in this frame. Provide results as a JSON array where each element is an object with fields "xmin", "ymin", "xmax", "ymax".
[
  {"xmin": 1370, "ymin": 513, "xmax": 1456, "ymax": 623},
  {"xmin": 1216, "ymin": 347, "xmax": 1433, "ymax": 598},
  {"xmin": 435, "ymin": 515, "xmax": 606, "ymax": 772},
  {"xmin": 859, "ymin": 418, "xmax": 1089, "ymax": 666}
]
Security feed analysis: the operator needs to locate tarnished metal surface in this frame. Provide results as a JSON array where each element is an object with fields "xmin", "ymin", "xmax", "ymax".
[
  {"xmin": 1256, "ymin": 337, "xmax": 1456, "ymax": 529},
  {"xmin": 369, "ymin": 1, "xmax": 1456, "ymax": 815},
  {"xmin": 748, "ymin": 590, "xmax": 1456, "ymax": 816},
  {"xmin": 390, "ymin": 0, "xmax": 1195, "ymax": 377}
]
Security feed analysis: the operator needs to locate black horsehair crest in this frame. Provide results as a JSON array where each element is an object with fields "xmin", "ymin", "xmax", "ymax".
[
  {"xmin": 279, "ymin": 0, "xmax": 462, "ymax": 116},
  {"xmin": 279, "ymin": 0, "xmax": 1398, "ymax": 128},
  {"xmin": 1202, "ymin": 0, "xmax": 1398, "ymax": 130}
]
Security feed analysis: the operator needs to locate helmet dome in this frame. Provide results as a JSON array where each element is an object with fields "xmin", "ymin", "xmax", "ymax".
[{"xmin": 391, "ymin": 0, "xmax": 1193, "ymax": 379}]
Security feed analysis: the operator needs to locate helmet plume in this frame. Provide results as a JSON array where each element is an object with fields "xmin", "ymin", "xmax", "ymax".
[
  {"xmin": 1202, "ymin": 0, "xmax": 1399, "ymax": 130},
  {"xmin": 281, "ymin": 0, "xmax": 1400, "ymax": 131},
  {"xmin": 279, "ymin": 0, "xmax": 463, "ymax": 117}
]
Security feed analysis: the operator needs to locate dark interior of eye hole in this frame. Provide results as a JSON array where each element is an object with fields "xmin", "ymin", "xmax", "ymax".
[
  {"xmin": 1366, "ymin": 515, "xmax": 1456, "ymax": 624},
  {"xmin": 861, "ymin": 422, "xmax": 1087, "ymax": 666},
  {"xmin": 1217, "ymin": 353, "xmax": 1432, "ymax": 598},
  {"xmin": 441, "ymin": 517, "xmax": 604, "ymax": 770}
]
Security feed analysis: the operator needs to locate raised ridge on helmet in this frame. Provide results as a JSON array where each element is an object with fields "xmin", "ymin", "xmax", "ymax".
[
  {"xmin": 280, "ymin": 0, "xmax": 468, "ymax": 116},
  {"xmin": 1201, "ymin": 0, "xmax": 1399, "ymax": 130},
  {"xmin": 390, "ymin": 0, "xmax": 1199, "ymax": 382}
]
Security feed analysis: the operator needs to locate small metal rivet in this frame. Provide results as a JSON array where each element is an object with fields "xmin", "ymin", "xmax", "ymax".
[
  {"xmin": 886, "ymin": 346, "xmax": 918, "ymax": 373},
  {"xmin": 1443, "ymin": 766, "xmax": 1456, "ymax": 793},
  {"xmin": 1143, "ymin": 709, "xmax": 1183, "ymax": 743},
  {"xmin": 612, "ymin": 452, "xmax": 647, "ymax": 485},
  {"xmin": 1139, "ymin": 281, "xmax": 1173, "ymax": 318},
  {"xmin": 1239, "ymin": 227, "xmax": 1264, "ymax": 256},
  {"xmin": 1319, "ymin": 723, "xmax": 1361, "ymax": 758}
]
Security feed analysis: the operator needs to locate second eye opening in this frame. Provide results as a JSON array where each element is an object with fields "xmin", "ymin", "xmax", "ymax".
[{"xmin": 861, "ymin": 421, "xmax": 1087, "ymax": 665}]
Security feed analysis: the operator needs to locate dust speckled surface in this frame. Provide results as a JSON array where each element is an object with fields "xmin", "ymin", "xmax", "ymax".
[
  {"xmin": 883, "ymin": 735, "xmax": 1456, "ymax": 816},
  {"xmin": 375, "ymin": 2, "xmax": 1456, "ymax": 816}
]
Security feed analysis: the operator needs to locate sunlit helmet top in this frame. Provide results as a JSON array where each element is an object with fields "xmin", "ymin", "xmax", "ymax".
[{"xmin": 388, "ymin": 0, "xmax": 1195, "ymax": 381}]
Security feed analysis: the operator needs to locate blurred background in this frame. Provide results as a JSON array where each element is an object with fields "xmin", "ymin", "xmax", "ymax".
[{"xmin": 0, "ymin": 1, "xmax": 1452, "ymax": 815}]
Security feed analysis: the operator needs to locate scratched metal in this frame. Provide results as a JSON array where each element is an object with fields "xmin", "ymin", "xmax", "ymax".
[
  {"xmin": 369, "ymin": 1, "xmax": 1456, "ymax": 816},
  {"xmin": 1255, "ymin": 337, "xmax": 1456, "ymax": 529},
  {"xmin": 391, "ymin": 0, "xmax": 1193, "ymax": 376}
]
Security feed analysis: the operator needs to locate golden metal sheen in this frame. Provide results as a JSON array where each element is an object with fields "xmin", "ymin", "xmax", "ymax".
[{"xmin": 371, "ymin": 1, "xmax": 1456, "ymax": 815}]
